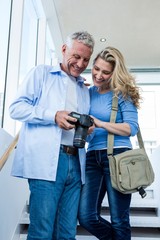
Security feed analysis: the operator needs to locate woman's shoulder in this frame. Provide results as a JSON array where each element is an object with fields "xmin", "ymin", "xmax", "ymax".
[
  {"xmin": 89, "ymin": 85, "xmax": 96, "ymax": 91},
  {"xmin": 89, "ymin": 86, "xmax": 97, "ymax": 95}
]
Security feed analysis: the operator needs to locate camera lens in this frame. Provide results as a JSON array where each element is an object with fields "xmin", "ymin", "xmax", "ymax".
[{"xmin": 73, "ymin": 126, "xmax": 88, "ymax": 148}]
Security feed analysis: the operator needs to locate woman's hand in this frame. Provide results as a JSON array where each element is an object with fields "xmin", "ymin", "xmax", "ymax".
[
  {"xmin": 90, "ymin": 116, "xmax": 103, "ymax": 128},
  {"xmin": 87, "ymin": 124, "xmax": 95, "ymax": 135}
]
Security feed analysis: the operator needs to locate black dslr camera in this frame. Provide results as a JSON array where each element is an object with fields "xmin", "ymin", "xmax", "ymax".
[{"xmin": 68, "ymin": 112, "xmax": 94, "ymax": 148}]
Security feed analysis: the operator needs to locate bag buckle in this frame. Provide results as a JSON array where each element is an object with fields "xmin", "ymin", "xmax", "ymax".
[{"xmin": 137, "ymin": 187, "xmax": 147, "ymax": 198}]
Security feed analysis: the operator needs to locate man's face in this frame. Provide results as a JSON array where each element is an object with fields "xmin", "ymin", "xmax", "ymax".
[{"xmin": 61, "ymin": 40, "xmax": 93, "ymax": 77}]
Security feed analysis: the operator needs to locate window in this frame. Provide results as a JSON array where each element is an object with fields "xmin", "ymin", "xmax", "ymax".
[
  {"xmin": 18, "ymin": 0, "xmax": 38, "ymax": 85},
  {"xmin": 131, "ymin": 85, "xmax": 160, "ymax": 155},
  {"xmin": 16, "ymin": 0, "xmax": 38, "ymax": 132},
  {"xmin": 45, "ymin": 25, "xmax": 57, "ymax": 65}
]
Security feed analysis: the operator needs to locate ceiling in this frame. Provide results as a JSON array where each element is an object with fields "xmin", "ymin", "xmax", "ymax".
[{"xmin": 41, "ymin": 0, "xmax": 160, "ymax": 71}]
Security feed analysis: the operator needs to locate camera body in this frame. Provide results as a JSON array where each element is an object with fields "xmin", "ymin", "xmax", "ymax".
[{"xmin": 68, "ymin": 112, "xmax": 94, "ymax": 148}]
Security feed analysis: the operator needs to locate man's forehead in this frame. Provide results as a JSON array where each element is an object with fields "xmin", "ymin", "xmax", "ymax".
[{"xmin": 69, "ymin": 41, "xmax": 92, "ymax": 55}]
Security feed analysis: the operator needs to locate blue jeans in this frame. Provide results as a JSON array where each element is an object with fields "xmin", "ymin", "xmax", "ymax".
[
  {"xmin": 27, "ymin": 147, "xmax": 81, "ymax": 240},
  {"xmin": 78, "ymin": 149, "xmax": 131, "ymax": 240}
]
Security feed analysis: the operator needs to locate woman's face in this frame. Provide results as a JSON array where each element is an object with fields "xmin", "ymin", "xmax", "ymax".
[{"xmin": 92, "ymin": 57, "xmax": 113, "ymax": 90}]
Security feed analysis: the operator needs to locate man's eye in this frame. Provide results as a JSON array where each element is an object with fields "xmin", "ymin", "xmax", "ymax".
[
  {"xmin": 74, "ymin": 55, "xmax": 80, "ymax": 59},
  {"xmin": 84, "ymin": 59, "xmax": 89, "ymax": 62}
]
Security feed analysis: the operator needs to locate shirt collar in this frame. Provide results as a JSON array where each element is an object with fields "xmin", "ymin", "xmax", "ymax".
[
  {"xmin": 49, "ymin": 63, "xmax": 61, "ymax": 73},
  {"xmin": 49, "ymin": 63, "xmax": 84, "ymax": 87},
  {"xmin": 76, "ymin": 77, "xmax": 84, "ymax": 87}
]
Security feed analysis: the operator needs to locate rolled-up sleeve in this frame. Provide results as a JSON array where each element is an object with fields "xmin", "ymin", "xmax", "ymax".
[{"xmin": 118, "ymin": 98, "xmax": 139, "ymax": 136}]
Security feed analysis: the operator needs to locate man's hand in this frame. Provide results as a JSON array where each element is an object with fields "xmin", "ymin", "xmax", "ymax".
[
  {"xmin": 83, "ymin": 77, "xmax": 91, "ymax": 87},
  {"xmin": 55, "ymin": 111, "xmax": 77, "ymax": 130}
]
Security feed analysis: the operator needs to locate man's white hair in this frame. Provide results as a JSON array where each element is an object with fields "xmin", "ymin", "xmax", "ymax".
[{"xmin": 65, "ymin": 31, "xmax": 95, "ymax": 52}]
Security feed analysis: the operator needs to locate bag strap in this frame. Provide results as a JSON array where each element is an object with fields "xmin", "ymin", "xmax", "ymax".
[
  {"xmin": 107, "ymin": 95, "xmax": 144, "ymax": 157},
  {"xmin": 107, "ymin": 95, "xmax": 118, "ymax": 156}
]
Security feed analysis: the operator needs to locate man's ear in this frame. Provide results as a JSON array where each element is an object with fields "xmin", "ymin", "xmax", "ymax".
[{"xmin": 62, "ymin": 44, "xmax": 67, "ymax": 55}]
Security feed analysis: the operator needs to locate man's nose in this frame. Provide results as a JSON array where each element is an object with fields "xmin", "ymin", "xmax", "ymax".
[{"xmin": 77, "ymin": 59, "xmax": 85, "ymax": 68}]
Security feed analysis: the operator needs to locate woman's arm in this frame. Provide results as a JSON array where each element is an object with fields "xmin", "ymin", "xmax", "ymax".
[{"xmin": 92, "ymin": 116, "xmax": 131, "ymax": 136}]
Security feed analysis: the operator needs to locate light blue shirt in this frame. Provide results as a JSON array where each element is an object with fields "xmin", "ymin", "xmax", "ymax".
[
  {"xmin": 88, "ymin": 86, "xmax": 139, "ymax": 151},
  {"xmin": 9, "ymin": 64, "xmax": 90, "ymax": 184}
]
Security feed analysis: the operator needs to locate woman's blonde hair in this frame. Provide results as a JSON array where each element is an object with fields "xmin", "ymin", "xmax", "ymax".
[{"xmin": 93, "ymin": 46, "xmax": 142, "ymax": 108}]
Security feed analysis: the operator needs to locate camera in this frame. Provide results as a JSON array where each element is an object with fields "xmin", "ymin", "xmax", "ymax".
[{"xmin": 68, "ymin": 112, "xmax": 94, "ymax": 148}]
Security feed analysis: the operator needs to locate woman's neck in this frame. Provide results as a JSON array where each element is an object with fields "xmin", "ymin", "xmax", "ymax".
[{"xmin": 98, "ymin": 85, "xmax": 110, "ymax": 94}]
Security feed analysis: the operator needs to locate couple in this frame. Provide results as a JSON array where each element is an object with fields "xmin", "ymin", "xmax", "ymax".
[{"xmin": 9, "ymin": 31, "xmax": 141, "ymax": 240}]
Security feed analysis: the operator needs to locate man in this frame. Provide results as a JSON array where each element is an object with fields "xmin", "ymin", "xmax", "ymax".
[{"xmin": 9, "ymin": 31, "xmax": 94, "ymax": 240}]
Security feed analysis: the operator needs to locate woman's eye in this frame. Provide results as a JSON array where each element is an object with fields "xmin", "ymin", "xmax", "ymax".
[
  {"xmin": 103, "ymin": 71, "xmax": 112, "ymax": 75},
  {"xmin": 94, "ymin": 66, "xmax": 99, "ymax": 71}
]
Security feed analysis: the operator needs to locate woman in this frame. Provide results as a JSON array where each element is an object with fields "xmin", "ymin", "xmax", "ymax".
[{"xmin": 78, "ymin": 47, "xmax": 141, "ymax": 240}]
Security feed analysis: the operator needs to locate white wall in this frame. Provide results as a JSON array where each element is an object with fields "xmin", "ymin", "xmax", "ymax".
[{"xmin": 0, "ymin": 129, "xmax": 29, "ymax": 240}]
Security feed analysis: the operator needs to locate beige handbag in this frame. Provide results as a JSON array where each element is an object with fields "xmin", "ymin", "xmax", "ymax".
[{"xmin": 107, "ymin": 95, "xmax": 155, "ymax": 198}]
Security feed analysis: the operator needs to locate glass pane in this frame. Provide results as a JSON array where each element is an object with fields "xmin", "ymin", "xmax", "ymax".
[
  {"xmin": 19, "ymin": 0, "xmax": 38, "ymax": 85},
  {"xmin": 45, "ymin": 25, "xmax": 57, "ymax": 65},
  {"xmin": 16, "ymin": 0, "xmax": 38, "ymax": 132}
]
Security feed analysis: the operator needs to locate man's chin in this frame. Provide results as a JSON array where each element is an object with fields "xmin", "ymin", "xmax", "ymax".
[{"xmin": 70, "ymin": 71, "xmax": 81, "ymax": 78}]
